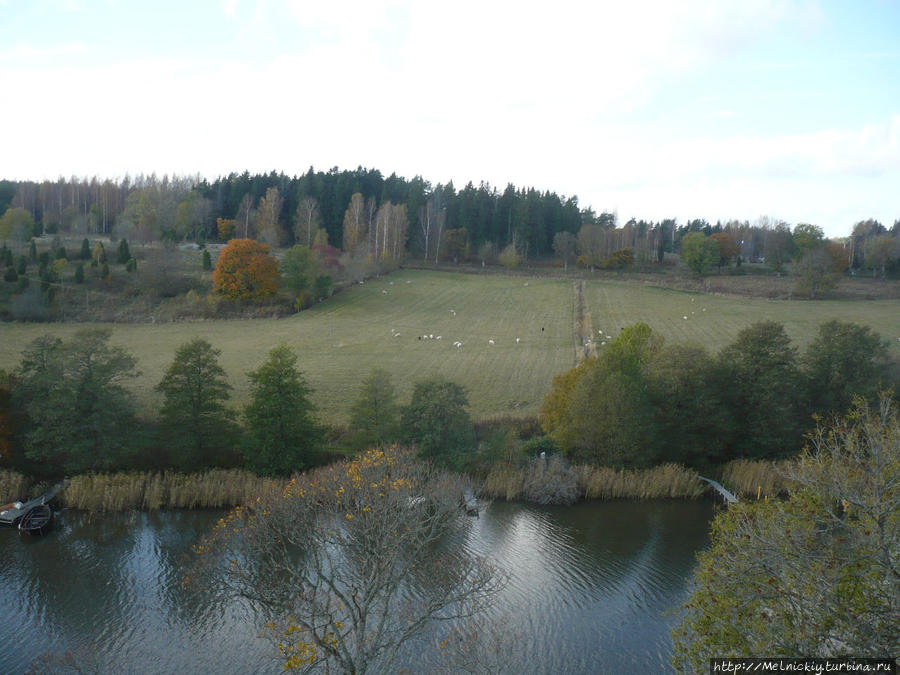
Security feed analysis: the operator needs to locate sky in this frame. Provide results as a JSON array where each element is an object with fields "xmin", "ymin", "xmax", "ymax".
[{"xmin": 1, "ymin": 0, "xmax": 898, "ymax": 238}]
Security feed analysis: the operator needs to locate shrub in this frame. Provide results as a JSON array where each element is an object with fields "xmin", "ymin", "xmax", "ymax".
[{"xmin": 522, "ymin": 454, "xmax": 579, "ymax": 505}]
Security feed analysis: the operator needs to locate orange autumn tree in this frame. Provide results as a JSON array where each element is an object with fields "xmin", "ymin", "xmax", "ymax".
[{"xmin": 212, "ymin": 238, "xmax": 278, "ymax": 300}]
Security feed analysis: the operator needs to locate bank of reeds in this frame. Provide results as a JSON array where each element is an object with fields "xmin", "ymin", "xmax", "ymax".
[
  {"xmin": 60, "ymin": 470, "xmax": 283, "ymax": 512},
  {"xmin": 0, "ymin": 470, "xmax": 31, "ymax": 504},
  {"xmin": 578, "ymin": 463, "xmax": 706, "ymax": 500},
  {"xmin": 482, "ymin": 460, "xmax": 706, "ymax": 502},
  {"xmin": 716, "ymin": 458, "xmax": 796, "ymax": 499}
]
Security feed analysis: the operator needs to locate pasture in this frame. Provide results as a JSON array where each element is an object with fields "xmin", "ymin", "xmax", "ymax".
[{"xmin": 1, "ymin": 269, "xmax": 898, "ymax": 424}]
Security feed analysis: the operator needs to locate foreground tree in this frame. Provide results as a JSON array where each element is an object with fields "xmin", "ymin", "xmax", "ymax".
[
  {"xmin": 14, "ymin": 330, "xmax": 139, "ymax": 474},
  {"xmin": 673, "ymin": 395, "xmax": 900, "ymax": 670},
  {"xmin": 212, "ymin": 238, "xmax": 278, "ymax": 300},
  {"xmin": 348, "ymin": 368, "xmax": 400, "ymax": 449},
  {"xmin": 401, "ymin": 378, "xmax": 475, "ymax": 468},
  {"xmin": 156, "ymin": 338, "xmax": 238, "ymax": 470},
  {"xmin": 193, "ymin": 446, "xmax": 504, "ymax": 673},
  {"xmin": 243, "ymin": 344, "xmax": 321, "ymax": 476}
]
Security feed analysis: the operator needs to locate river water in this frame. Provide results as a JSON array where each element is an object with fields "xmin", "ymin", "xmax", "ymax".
[{"xmin": 0, "ymin": 500, "xmax": 715, "ymax": 674}]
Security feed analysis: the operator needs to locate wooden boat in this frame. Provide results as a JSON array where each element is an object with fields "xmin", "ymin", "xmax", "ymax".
[
  {"xmin": 17, "ymin": 503, "xmax": 53, "ymax": 534},
  {"xmin": 0, "ymin": 480, "xmax": 67, "ymax": 535}
]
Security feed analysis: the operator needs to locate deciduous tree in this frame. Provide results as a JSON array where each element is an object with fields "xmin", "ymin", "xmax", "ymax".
[
  {"xmin": 402, "ymin": 378, "xmax": 474, "ymax": 468},
  {"xmin": 192, "ymin": 446, "xmax": 503, "ymax": 674},
  {"xmin": 680, "ymin": 232, "xmax": 719, "ymax": 275},
  {"xmin": 15, "ymin": 330, "xmax": 139, "ymax": 474},
  {"xmin": 212, "ymin": 238, "xmax": 278, "ymax": 300},
  {"xmin": 673, "ymin": 395, "xmax": 900, "ymax": 670},
  {"xmin": 280, "ymin": 245, "xmax": 318, "ymax": 309}
]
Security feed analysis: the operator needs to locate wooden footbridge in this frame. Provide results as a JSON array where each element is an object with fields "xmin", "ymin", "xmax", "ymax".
[{"xmin": 697, "ymin": 476, "xmax": 739, "ymax": 504}]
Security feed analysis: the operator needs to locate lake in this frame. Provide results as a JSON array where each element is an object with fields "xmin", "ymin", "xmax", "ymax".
[{"xmin": 0, "ymin": 499, "xmax": 716, "ymax": 674}]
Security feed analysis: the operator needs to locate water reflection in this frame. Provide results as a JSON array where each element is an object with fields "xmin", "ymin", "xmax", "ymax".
[{"xmin": 0, "ymin": 501, "xmax": 714, "ymax": 674}]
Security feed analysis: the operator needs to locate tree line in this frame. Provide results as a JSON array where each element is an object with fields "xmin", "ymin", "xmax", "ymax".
[
  {"xmin": 3, "ymin": 172, "xmax": 897, "ymax": 273},
  {"xmin": 0, "ymin": 331, "xmax": 476, "ymax": 479},
  {"xmin": 540, "ymin": 319, "xmax": 898, "ymax": 469}
]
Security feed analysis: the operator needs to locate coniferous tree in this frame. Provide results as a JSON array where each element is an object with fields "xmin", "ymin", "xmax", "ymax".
[
  {"xmin": 243, "ymin": 344, "xmax": 321, "ymax": 475},
  {"xmin": 117, "ymin": 238, "xmax": 131, "ymax": 264},
  {"xmin": 156, "ymin": 338, "xmax": 239, "ymax": 470}
]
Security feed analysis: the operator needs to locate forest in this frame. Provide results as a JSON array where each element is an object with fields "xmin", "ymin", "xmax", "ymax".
[{"xmin": 2, "ymin": 170, "xmax": 898, "ymax": 275}]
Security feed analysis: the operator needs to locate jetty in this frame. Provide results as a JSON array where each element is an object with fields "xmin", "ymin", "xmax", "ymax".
[{"xmin": 0, "ymin": 480, "xmax": 68, "ymax": 534}]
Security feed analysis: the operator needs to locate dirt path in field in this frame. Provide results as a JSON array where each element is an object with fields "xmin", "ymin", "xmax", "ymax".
[{"xmin": 573, "ymin": 281, "xmax": 595, "ymax": 363}]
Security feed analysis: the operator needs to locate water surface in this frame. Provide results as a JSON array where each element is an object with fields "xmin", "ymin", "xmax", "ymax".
[{"xmin": 0, "ymin": 500, "xmax": 715, "ymax": 674}]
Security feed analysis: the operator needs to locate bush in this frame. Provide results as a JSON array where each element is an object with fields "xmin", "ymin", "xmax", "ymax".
[
  {"xmin": 521, "ymin": 454, "xmax": 579, "ymax": 505},
  {"xmin": 3, "ymin": 267, "xmax": 17, "ymax": 282},
  {"xmin": 126, "ymin": 257, "xmax": 137, "ymax": 273}
]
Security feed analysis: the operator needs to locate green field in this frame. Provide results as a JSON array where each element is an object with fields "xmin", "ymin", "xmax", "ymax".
[{"xmin": 1, "ymin": 269, "xmax": 898, "ymax": 424}]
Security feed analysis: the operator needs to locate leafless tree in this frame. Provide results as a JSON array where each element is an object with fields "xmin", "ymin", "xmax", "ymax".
[{"xmin": 193, "ymin": 447, "xmax": 504, "ymax": 674}]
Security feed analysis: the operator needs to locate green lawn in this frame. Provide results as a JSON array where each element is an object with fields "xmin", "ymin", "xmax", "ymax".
[{"xmin": 1, "ymin": 270, "xmax": 898, "ymax": 424}]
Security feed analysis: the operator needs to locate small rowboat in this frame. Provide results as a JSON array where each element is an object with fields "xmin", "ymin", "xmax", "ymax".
[
  {"xmin": 0, "ymin": 480, "xmax": 67, "ymax": 536},
  {"xmin": 17, "ymin": 504, "xmax": 53, "ymax": 535}
]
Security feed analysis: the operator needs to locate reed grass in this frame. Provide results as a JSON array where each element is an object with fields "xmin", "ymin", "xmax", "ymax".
[
  {"xmin": 481, "ymin": 460, "xmax": 707, "ymax": 501},
  {"xmin": 0, "ymin": 470, "xmax": 31, "ymax": 503},
  {"xmin": 60, "ymin": 470, "xmax": 283, "ymax": 512},
  {"xmin": 717, "ymin": 458, "xmax": 797, "ymax": 499},
  {"xmin": 577, "ymin": 463, "xmax": 706, "ymax": 500}
]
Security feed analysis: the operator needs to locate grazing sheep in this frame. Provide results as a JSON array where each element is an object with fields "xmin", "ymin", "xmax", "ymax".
[
  {"xmin": 394, "ymin": 333, "xmax": 401, "ymax": 337},
  {"xmin": 450, "ymin": 309, "xmax": 456, "ymax": 316},
  {"xmin": 436, "ymin": 336, "xmax": 442, "ymax": 340},
  {"xmin": 488, "ymin": 339, "xmax": 495, "ymax": 345},
  {"xmin": 683, "ymin": 315, "xmax": 688, "ymax": 320},
  {"xmin": 516, "ymin": 337, "xmax": 520, "ymax": 343},
  {"xmin": 382, "ymin": 290, "xmax": 388, "ymax": 294}
]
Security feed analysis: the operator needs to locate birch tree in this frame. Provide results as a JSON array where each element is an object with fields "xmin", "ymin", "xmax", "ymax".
[{"xmin": 293, "ymin": 196, "xmax": 320, "ymax": 246}]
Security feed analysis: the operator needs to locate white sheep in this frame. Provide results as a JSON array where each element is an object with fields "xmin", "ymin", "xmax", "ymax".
[
  {"xmin": 394, "ymin": 333, "xmax": 401, "ymax": 337},
  {"xmin": 450, "ymin": 309, "xmax": 456, "ymax": 316},
  {"xmin": 683, "ymin": 315, "xmax": 688, "ymax": 320},
  {"xmin": 429, "ymin": 334, "xmax": 434, "ymax": 339},
  {"xmin": 436, "ymin": 336, "xmax": 442, "ymax": 340},
  {"xmin": 382, "ymin": 290, "xmax": 388, "ymax": 294},
  {"xmin": 516, "ymin": 337, "xmax": 520, "ymax": 344},
  {"xmin": 488, "ymin": 339, "xmax": 495, "ymax": 345}
]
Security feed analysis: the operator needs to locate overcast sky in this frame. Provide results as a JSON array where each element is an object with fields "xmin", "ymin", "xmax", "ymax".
[{"xmin": 1, "ymin": 0, "xmax": 898, "ymax": 237}]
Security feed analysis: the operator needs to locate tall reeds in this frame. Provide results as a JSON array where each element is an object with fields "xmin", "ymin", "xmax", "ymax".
[
  {"xmin": 717, "ymin": 458, "xmax": 796, "ymax": 499},
  {"xmin": 481, "ymin": 460, "xmax": 707, "ymax": 502},
  {"xmin": 577, "ymin": 463, "xmax": 706, "ymax": 500},
  {"xmin": 0, "ymin": 470, "xmax": 31, "ymax": 504},
  {"xmin": 60, "ymin": 470, "xmax": 283, "ymax": 512}
]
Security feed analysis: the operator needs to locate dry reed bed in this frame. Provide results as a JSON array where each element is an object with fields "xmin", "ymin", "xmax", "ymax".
[
  {"xmin": 60, "ymin": 470, "xmax": 283, "ymax": 512},
  {"xmin": 716, "ymin": 458, "xmax": 797, "ymax": 499},
  {"xmin": 482, "ymin": 461, "xmax": 707, "ymax": 501},
  {"xmin": 0, "ymin": 470, "xmax": 31, "ymax": 504}
]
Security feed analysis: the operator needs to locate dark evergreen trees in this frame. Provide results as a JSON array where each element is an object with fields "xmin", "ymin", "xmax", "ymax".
[
  {"xmin": 156, "ymin": 338, "xmax": 239, "ymax": 471},
  {"xmin": 14, "ymin": 330, "xmax": 139, "ymax": 475},
  {"xmin": 243, "ymin": 344, "xmax": 321, "ymax": 475}
]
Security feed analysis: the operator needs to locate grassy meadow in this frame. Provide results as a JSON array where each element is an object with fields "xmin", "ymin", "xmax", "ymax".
[{"xmin": 1, "ymin": 269, "xmax": 898, "ymax": 424}]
